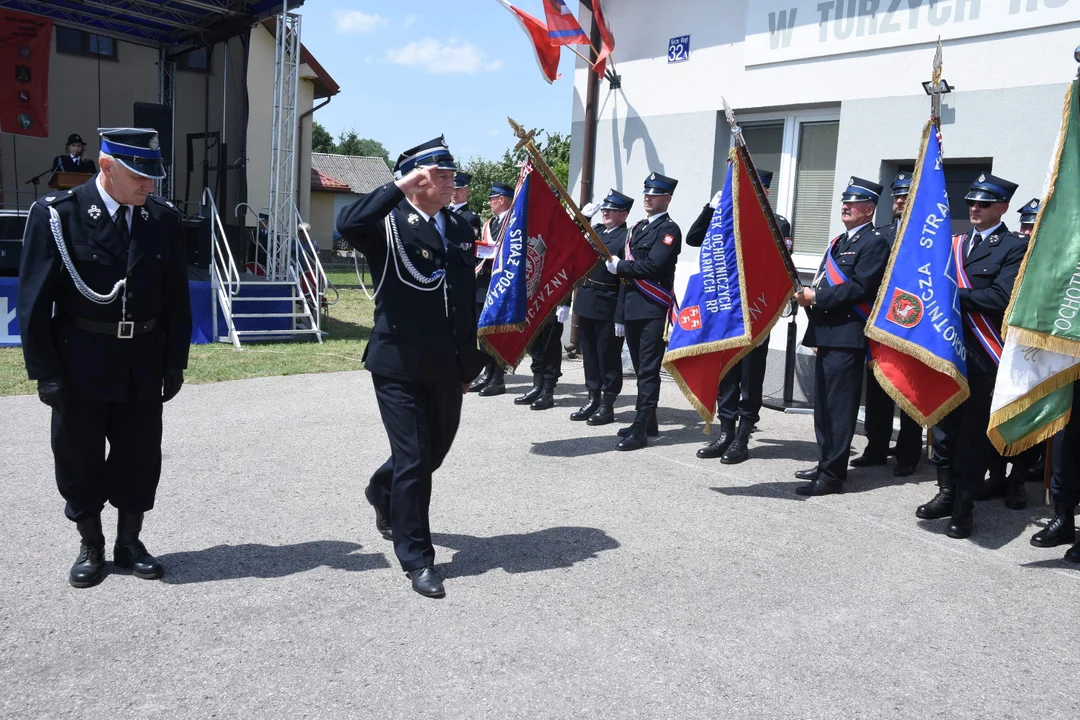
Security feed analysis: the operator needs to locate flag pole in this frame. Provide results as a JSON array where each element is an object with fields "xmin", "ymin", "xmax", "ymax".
[
  {"xmin": 507, "ymin": 116, "xmax": 613, "ymax": 261},
  {"xmin": 722, "ymin": 98, "xmax": 802, "ymax": 292}
]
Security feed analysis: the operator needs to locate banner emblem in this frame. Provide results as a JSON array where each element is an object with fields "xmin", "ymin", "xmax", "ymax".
[
  {"xmin": 678, "ymin": 306, "xmax": 703, "ymax": 331},
  {"xmin": 885, "ymin": 288, "xmax": 923, "ymax": 328},
  {"xmin": 525, "ymin": 234, "xmax": 546, "ymax": 298}
]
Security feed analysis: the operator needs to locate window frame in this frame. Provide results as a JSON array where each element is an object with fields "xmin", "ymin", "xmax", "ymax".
[{"xmin": 55, "ymin": 26, "xmax": 119, "ymax": 62}]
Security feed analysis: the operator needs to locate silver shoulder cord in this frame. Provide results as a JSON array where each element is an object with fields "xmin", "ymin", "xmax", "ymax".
[
  {"xmin": 47, "ymin": 205, "xmax": 126, "ymax": 305},
  {"xmin": 361, "ymin": 210, "xmax": 448, "ymax": 315}
]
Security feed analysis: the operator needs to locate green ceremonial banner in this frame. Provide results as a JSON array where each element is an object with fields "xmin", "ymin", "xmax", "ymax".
[{"xmin": 1004, "ymin": 79, "xmax": 1080, "ymax": 355}]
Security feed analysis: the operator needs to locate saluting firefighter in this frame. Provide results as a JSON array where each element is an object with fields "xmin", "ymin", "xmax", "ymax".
[
  {"xmin": 570, "ymin": 189, "xmax": 632, "ymax": 425},
  {"xmin": 689, "ymin": 170, "xmax": 791, "ymax": 464},
  {"xmin": 336, "ymin": 136, "xmax": 487, "ymax": 598},
  {"xmin": 916, "ymin": 174, "xmax": 1027, "ymax": 538},
  {"xmin": 469, "ymin": 181, "xmax": 515, "ymax": 397},
  {"xmin": 18, "ymin": 128, "xmax": 191, "ymax": 588},
  {"xmin": 854, "ymin": 172, "xmax": 923, "ymax": 477},
  {"xmin": 794, "ymin": 177, "xmax": 890, "ymax": 496},
  {"xmin": 605, "ymin": 173, "xmax": 682, "ymax": 451}
]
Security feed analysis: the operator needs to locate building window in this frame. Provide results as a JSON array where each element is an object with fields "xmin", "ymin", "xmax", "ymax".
[
  {"xmin": 56, "ymin": 26, "xmax": 118, "ymax": 60},
  {"xmin": 742, "ymin": 122, "xmax": 785, "ymax": 210},
  {"xmin": 790, "ymin": 121, "xmax": 840, "ymax": 257},
  {"xmin": 176, "ymin": 46, "xmax": 211, "ymax": 73}
]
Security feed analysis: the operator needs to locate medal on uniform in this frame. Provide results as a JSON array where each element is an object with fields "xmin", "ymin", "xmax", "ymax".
[
  {"xmin": 140, "ymin": 207, "xmax": 150, "ymax": 221},
  {"xmin": 88, "ymin": 204, "xmax": 102, "ymax": 221},
  {"xmin": 408, "ymin": 213, "xmax": 420, "ymax": 226},
  {"xmin": 421, "ymin": 249, "xmax": 430, "ymax": 259}
]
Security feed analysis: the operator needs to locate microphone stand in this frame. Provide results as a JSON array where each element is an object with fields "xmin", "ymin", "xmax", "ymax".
[{"xmin": 23, "ymin": 164, "xmax": 59, "ymax": 201}]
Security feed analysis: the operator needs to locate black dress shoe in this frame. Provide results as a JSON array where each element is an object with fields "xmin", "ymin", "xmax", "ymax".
[
  {"xmin": 850, "ymin": 452, "xmax": 887, "ymax": 468},
  {"xmin": 893, "ymin": 462, "xmax": 916, "ymax": 477},
  {"xmin": 616, "ymin": 428, "xmax": 648, "ymax": 451},
  {"xmin": 530, "ymin": 389, "xmax": 555, "ymax": 410},
  {"xmin": 720, "ymin": 421, "xmax": 751, "ymax": 465},
  {"xmin": 1030, "ymin": 501, "xmax": 1076, "ymax": 547},
  {"xmin": 514, "ymin": 384, "xmax": 542, "ymax": 405},
  {"xmin": 408, "ymin": 566, "xmax": 445, "ymax": 598},
  {"xmin": 696, "ymin": 424, "xmax": 734, "ymax": 459},
  {"xmin": 365, "ymin": 486, "xmax": 393, "ymax": 541},
  {"xmin": 794, "ymin": 467, "xmax": 819, "ymax": 481},
  {"xmin": 618, "ymin": 414, "xmax": 658, "ymax": 437},
  {"xmin": 1065, "ymin": 541, "xmax": 1080, "ymax": 563},
  {"xmin": 468, "ymin": 371, "xmax": 491, "ymax": 393},
  {"xmin": 795, "ymin": 478, "xmax": 842, "ymax": 496},
  {"xmin": 946, "ymin": 492, "xmax": 974, "ymax": 539},
  {"xmin": 479, "ymin": 381, "xmax": 505, "ymax": 397},
  {"xmin": 587, "ymin": 405, "xmax": 615, "ymax": 425},
  {"xmin": 114, "ymin": 511, "xmax": 163, "ymax": 579},
  {"xmin": 570, "ymin": 392, "xmax": 600, "ymax": 421},
  {"xmin": 70, "ymin": 541, "xmax": 106, "ymax": 588}
]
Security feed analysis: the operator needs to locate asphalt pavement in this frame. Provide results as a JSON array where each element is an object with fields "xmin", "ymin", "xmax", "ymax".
[{"xmin": 1, "ymin": 359, "xmax": 1078, "ymax": 719}]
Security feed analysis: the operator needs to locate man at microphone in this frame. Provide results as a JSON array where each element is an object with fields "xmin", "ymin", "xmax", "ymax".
[{"xmin": 52, "ymin": 134, "xmax": 97, "ymax": 174}]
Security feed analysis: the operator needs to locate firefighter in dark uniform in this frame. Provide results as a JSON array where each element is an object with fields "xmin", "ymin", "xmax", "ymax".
[
  {"xmin": 794, "ymin": 177, "xmax": 890, "ymax": 495},
  {"xmin": 854, "ymin": 172, "xmax": 923, "ymax": 477},
  {"xmin": 605, "ymin": 172, "xmax": 682, "ymax": 451},
  {"xmin": 570, "ymin": 189, "xmax": 631, "ymax": 425},
  {"xmin": 689, "ymin": 170, "xmax": 790, "ymax": 463},
  {"xmin": 914, "ymin": 173, "xmax": 1026, "ymax": 538},
  {"xmin": 515, "ymin": 303, "xmax": 567, "ymax": 410},
  {"xmin": 18, "ymin": 128, "xmax": 191, "ymax": 588},
  {"xmin": 449, "ymin": 171, "xmax": 482, "ymax": 238},
  {"xmin": 1030, "ymin": 381, "xmax": 1080, "ymax": 562},
  {"xmin": 336, "ymin": 136, "xmax": 487, "ymax": 598},
  {"xmin": 52, "ymin": 133, "xmax": 97, "ymax": 174},
  {"xmin": 470, "ymin": 181, "xmax": 515, "ymax": 397}
]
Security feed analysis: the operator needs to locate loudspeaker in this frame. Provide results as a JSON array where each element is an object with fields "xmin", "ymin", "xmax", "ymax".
[{"xmin": 133, "ymin": 102, "xmax": 173, "ymax": 166}]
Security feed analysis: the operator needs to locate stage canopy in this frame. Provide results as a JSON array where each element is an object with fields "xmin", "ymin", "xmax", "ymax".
[{"xmin": 0, "ymin": 1, "xmax": 304, "ymax": 50}]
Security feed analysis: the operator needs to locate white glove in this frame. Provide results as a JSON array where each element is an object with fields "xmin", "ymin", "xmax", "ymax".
[
  {"xmin": 605, "ymin": 257, "xmax": 620, "ymax": 274},
  {"xmin": 614, "ymin": 323, "xmax": 625, "ymax": 338},
  {"xmin": 581, "ymin": 201, "xmax": 601, "ymax": 218},
  {"xmin": 556, "ymin": 305, "xmax": 570, "ymax": 324},
  {"xmin": 710, "ymin": 190, "xmax": 723, "ymax": 209}
]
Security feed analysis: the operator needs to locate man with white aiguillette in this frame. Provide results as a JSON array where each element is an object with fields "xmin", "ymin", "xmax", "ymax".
[
  {"xmin": 336, "ymin": 137, "xmax": 486, "ymax": 598},
  {"xmin": 915, "ymin": 173, "xmax": 1026, "ymax": 538},
  {"xmin": 795, "ymin": 177, "xmax": 889, "ymax": 496},
  {"xmin": 18, "ymin": 128, "xmax": 191, "ymax": 588},
  {"xmin": 606, "ymin": 172, "xmax": 682, "ymax": 451}
]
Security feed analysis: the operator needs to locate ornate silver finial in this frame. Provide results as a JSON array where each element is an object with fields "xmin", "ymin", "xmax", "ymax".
[
  {"xmin": 722, "ymin": 97, "xmax": 740, "ymax": 137},
  {"xmin": 934, "ymin": 36, "xmax": 943, "ymax": 73}
]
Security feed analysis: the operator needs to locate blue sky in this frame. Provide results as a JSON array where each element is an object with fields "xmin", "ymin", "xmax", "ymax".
[{"xmin": 297, "ymin": 1, "xmax": 579, "ymax": 163}]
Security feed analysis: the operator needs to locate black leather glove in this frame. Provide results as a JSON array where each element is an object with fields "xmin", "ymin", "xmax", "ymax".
[
  {"xmin": 37, "ymin": 377, "xmax": 67, "ymax": 414},
  {"xmin": 162, "ymin": 369, "xmax": 184, "ymax": 403}
]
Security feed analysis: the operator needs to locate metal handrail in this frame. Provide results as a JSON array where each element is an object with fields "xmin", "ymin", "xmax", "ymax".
[
  {"xmin": 203, "ymin": 188, "xmax": 240, "ymax": 297},
  {"xmin": 293, "ymin": 205, "xmax": 328, "ymax": 337},
  {"xmin": 235, "ymin": 203, "xmax": 273, "ymax": 275}
]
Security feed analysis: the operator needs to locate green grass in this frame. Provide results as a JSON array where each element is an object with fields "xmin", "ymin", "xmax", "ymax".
[{"xmin": 0, "ymin": 289, "xmax": 375, "ymax": 397}]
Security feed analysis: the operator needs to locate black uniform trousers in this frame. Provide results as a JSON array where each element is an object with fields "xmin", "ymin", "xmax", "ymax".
[
  {"xmin": 813, "ymin": 347, "xmax": 864, "ymax": 486},
  {"xmin": 863, "ymin": 367, "xmax": 922, "ymax": 465},
  {"xmin": 528, "ymin": 321, "xmax": 564, "ymax": 385},
  {"xmin": 578, "ymin": 316, "xmax": 623, "ymax": 396},
  {"xmin": 368, "ymin": 372, "xmax": 462, "ymax": 572},
  {"xmin": 625, "ymin": 317, "xmax": 666, "ymax": 420},
  {"xmin": 930, "ymin": 371, "xmax": 998, "ymax": 492},
  {"xmin": 1050, "ymin": 381, "xmax": 1080, "ymax": 505},
  {"xmin": 716, "ymin": 342, "xmax": 769, "ymax": 426},
  {"xmin": 52, "ymin": 387, "xmax": 164, "ymax": 522},
  {"xmin": 475, "ymin": 301, "xmax": 502, "ymax": 379}
]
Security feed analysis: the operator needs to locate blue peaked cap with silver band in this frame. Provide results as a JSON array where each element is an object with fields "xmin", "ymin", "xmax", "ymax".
[
  {"xmin": 841, "ymin": 176, "xmax": 882, "ymax": 203},
  {"xmin": 965, "ymin": 172, "xmax": 1017, "ymax": 203},
  {"xmin": 394, "ymin": 136, "xmax": 457, "ymax": 175},
  {"xmin": 99, "ymin": 127, "xmax": 166, "ymax": 180},
  {"xmin": 758, "ymin": 170, "xmax": 774, "ymax": 189},
  {"xmin": 601, "ymin": 189, "xmax": 633, "ymax": 211},
  {"xmin": 891, "ymin": 171, "xmax": 912, "ymax": 197},
  {"xmin": 643, "ymin": 172, "xmax": 677, "ymax": 195},
  {"xmin": 1018, "ymin": 197, "xmax": 1041, "ymax": 224},
  {"xmin": 488, "ymin": 181, "xmax": 514, "ymax": 198}
]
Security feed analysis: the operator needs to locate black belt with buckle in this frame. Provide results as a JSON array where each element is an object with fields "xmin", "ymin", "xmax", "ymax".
[
  {"xmin": 61, "ymin": 314, "xmax": 157, "ymax": 339},
  {"xmin": 583, "ymin": 278, "xmax": 618, "ymax": 291}
]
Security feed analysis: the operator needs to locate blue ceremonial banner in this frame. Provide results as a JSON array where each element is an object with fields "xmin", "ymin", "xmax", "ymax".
[
  {"xmin": 668, "ymin": 160, "xmax": 747, "ymax": 351},
  {"xmin": 479, "ymin": 170, "xmax": 530, "ymax": 333},
  {"xmin": 865, "ymin": 123, "xmax": 969, "ymax": 426}
]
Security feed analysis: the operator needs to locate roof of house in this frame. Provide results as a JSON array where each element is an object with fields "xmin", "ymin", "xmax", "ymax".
[
  {"xmin": 310, "ymin": 153, "xmax": 394, "ymax": 195},
  {"xmin": 310, "ymin": 168, "xmax": 352, "ymax": 193}
]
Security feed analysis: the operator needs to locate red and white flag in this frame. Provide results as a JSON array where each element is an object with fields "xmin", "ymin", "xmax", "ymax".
[
  {"xmin": 541, "ymin": 0, "xmax": 589, "ymax": 46},
  {"xmin": 591, "ymin": 0, "xmax": 616, "ymax": 77},
  {"xmin": 495, "ymin": 0, "xmax": 562, "ymax": 83}
]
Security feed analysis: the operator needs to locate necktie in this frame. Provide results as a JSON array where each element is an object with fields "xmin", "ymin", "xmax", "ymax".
[
  {"xmin": 430, "ymin": 216, "xmax": 446, "ymax": 250},
  {"xmin": 969, "ymin": 233, "xmax": 983, "ymax": 257},
  {"xmin": 114, "ymin": 206, "xmax": 130, "ymax": 245}
]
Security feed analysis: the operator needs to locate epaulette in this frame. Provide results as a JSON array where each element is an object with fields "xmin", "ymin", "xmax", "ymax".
[
  {"xmin": 146, "ymin": 195, "xmax": 180, "ymax": 214},
  {"xmin": 38, "ymin": 189, "xmax": 76, "ymax": 206}
]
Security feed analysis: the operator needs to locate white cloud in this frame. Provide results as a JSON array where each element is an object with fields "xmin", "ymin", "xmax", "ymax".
[
  {"xmin": 386, "ymin": 38, "xmax": 503, "ymax": 75},
  {"xmin": 333, "ymin": 10, "xmax": 388, "ymax": 34},
  {"xmin": 403, "ymin": 13, "xmax": 419, "ymax": 29}
]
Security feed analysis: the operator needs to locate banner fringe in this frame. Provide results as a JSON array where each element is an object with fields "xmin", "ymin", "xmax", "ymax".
[
  {"xmin": 988, "ymin": 411, "xmax": 1070, "ymax": 457},
  {"xmin": 988, "ymin": 367, "xmax": 1080, "ymax": 428},
  {"xmin": 1003, "ymin": 326, "xmax": 1080, "ymax": 360}
]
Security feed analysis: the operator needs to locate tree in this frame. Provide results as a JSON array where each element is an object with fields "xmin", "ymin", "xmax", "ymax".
[
  {"xmin": 311, "ymin": 121, "xmax": 335, "ymax": 154},
  {"xmin": 335, "ymin": 130, "xmax": 392, "ymax": 168},
  {"xmin": 460, "ymin": 130, "xmax": 572, "ymax": 219}
]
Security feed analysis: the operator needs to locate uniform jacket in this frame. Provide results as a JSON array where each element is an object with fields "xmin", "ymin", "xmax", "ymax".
[
  {"xmin": 687, "ymin": 204, "xmax": 791, "ymax": 250},
  {"xmin": 18, "ymin": 178, "xmax": 191, "ymax": 403},
  {"xmin": 955, "ymin": 224, "xmax": 1028, "ymax": 376},
  {"xmin": 876, "ymin": 218, "xmax": 901, "ymax": 247},
  {"xmin": 475, "ymin": 213, "xmax": 503, "ymax": 305},
  {"xmin": 615, "ymin": 213, "xmax": 682, "ymax": 322},
  {"xmin": 337, "ymin": 182, "xmax": 487, "ymax": 384},
  {"xmin": 573, "ymin": 222, "xmax": 626, "ymax": 322},
  {"xmin": 52, "ymin": 155, "xmax": 97, "ymax": 174},
  {"xmin": 802, "ymin": 223, "xmax": 889, "ymax": 350},
  {"xmin": 450, "ymin": 204, "xmax": 482, "ymax": 238}
]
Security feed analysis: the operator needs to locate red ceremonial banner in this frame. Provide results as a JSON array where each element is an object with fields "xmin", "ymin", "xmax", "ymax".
[
  {"xmin": 0, "ymin": 9, "xmax": 52, "ymax": 137},
  {"xmin": 482, "ymin": 167, "xmax": 602, "ymax": 368}
]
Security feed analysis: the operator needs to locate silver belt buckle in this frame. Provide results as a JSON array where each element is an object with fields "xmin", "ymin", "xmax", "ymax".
[{"xmin": 117, "ymin": 321, "xmax": 135, "ymax": 339}]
